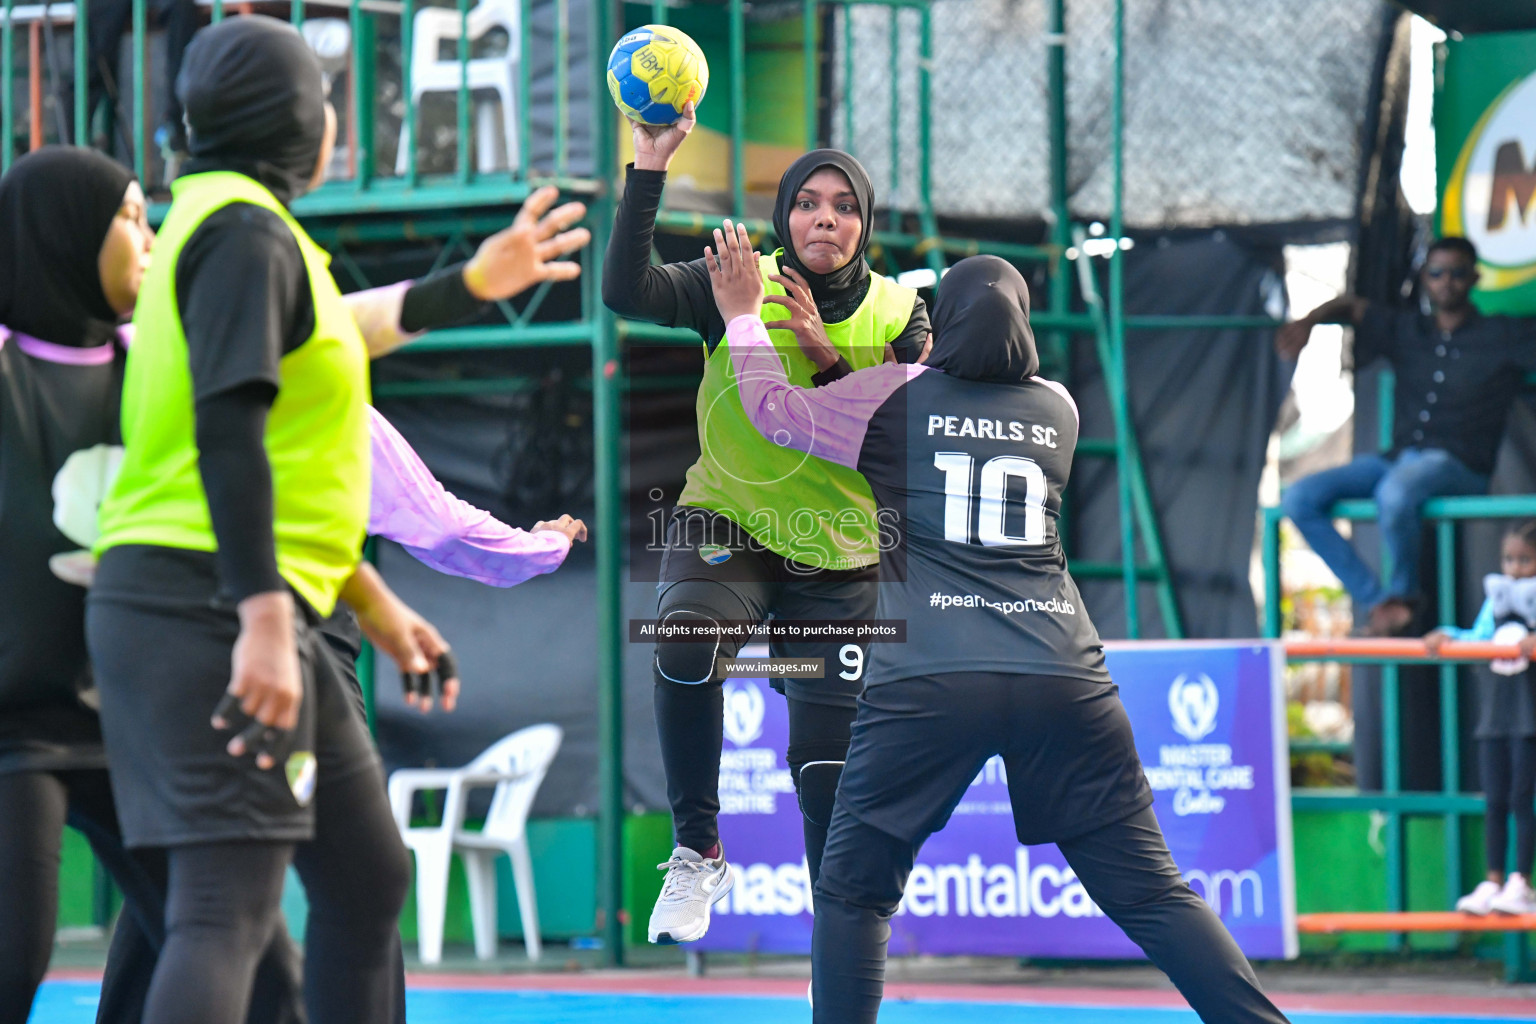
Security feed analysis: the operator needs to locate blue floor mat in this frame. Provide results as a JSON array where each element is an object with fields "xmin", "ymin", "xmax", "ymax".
[{"xmin": 28, "ymin": 979, "xmax": 1534, "ymax": 1024}]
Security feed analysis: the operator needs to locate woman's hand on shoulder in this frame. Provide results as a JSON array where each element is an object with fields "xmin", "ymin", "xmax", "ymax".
[{"xmin": 764, "ymin": 265, "xmax": 837, "ymax": 371}]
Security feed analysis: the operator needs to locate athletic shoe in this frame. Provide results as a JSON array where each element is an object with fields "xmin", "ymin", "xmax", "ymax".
[
  {"xmin": 648, "ymin": 845, "xmax": 733, "ymax": 944},
  {"xmin": 1456, "ymin": 879, "xmax": 1502, "ymax": 915},
  {"xmin": 1491, "ymin": 873, "xmax": 1536, "ymax": 915}
]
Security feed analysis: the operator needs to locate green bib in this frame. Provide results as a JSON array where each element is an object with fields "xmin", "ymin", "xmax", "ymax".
[
  {"xmin": 678, "ymin": 250, "xmax": 916, "ymax": 569},
  {"xmin": 96, "ymin": 172, "xmax": 370, "ymax": 616}
]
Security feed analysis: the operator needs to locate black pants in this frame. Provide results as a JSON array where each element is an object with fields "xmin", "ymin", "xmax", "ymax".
[
  {"xmin": 137, "ymin": 762, "xmax": 410, "ymax": 1024},
  {"xmin": 654, "ymin": 508, "xmax": 875, "ymax": 884},
  {"xmin": 0, "ymin": 767, "xmax": 305, "ymax": 1024},
  {"xmin": 812, "ymin": 671, "xmax": 1289, "ymax": 1024},
  {"xmin": 1481, "ymin": 737, "xmax": 1536, "ymax": 876},
  {"xmin": 657, "ymin": 683, "xmax": 855, "ymax": 885},
  {"xmin": 0, "ymin": 767, "xmax": 154, "ymax": 1024}
]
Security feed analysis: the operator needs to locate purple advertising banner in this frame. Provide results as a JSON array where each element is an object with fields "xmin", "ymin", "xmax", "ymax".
[{"xmin": 698, "ymin": 641, "xmax": 1297, "ymax": 960}]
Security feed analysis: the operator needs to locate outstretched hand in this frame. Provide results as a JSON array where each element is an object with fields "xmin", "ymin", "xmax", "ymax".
[
  {"xmin": 706, "ymin": 220, "xmax": 763, "ymax": 325},
  {"xmin": 463, "ymin": 186, "xmax": 590, "ymax": 302}
]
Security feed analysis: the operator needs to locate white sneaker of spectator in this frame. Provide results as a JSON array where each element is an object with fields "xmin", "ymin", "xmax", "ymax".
[
  {"xmin": 1456, "ymin": 879, "xmax": 1502, "ymax": 915},
  {"xmin": 1490, "ymin": 873, "xmax": 1536, "ymax": 915}
]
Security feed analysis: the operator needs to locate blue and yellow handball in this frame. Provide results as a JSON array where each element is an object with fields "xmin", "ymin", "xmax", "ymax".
[{"xmin": 607, "ymin": 25, "xmax": 709, "ymax": 126}]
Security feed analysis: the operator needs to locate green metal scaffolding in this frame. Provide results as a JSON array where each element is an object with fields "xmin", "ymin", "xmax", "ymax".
[{"xmin": 22, "ymin": 0, "xmax": 1504, "ymax": 972}]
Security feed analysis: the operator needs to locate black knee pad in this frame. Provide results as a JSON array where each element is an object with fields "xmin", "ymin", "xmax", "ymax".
[
  {"xmin": 796, "ymin": 760, "xmax": 845, "ymax": 829},
  {"xmin": 654, "ymin": 609, "xmax": 726, "ymax": 685},
  {"xmin": 654, "ymin": 578, "xmax": 753, "ymax": 686}
]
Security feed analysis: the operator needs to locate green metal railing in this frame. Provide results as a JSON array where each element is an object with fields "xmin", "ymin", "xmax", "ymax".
[{"xmin": 1, "ymin": 0, "xmax": 599, "ymax": 203}]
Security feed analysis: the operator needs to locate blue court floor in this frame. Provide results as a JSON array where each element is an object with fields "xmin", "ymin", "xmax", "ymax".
[{"xmin": 26, "ymin": 980, "xmax": 1536, "ymax": 1024}]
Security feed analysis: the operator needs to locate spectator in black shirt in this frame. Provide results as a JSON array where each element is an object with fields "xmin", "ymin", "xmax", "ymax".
[{"xmin": 1277, "ymin": 237, "xmax": 1536, "ymax": 635}]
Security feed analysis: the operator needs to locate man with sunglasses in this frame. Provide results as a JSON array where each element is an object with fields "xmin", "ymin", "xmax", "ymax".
[{"xmin": 1277, "ymin": 236, "xmax": 1536, "ymax": 636}]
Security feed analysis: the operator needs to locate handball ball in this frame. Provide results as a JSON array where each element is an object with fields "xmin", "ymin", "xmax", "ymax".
[{"xmin": 607, "ymin": 25, "xmax": 709, "ymax": 126}]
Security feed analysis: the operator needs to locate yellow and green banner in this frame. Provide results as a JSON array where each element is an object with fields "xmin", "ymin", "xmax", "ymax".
[{"xmin": 1436, "ymin": 31, "xmax": 1536, "ymax": 314}]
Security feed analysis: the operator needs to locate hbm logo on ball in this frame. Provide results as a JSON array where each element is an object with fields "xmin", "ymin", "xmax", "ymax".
[
  {"xmin": 607, "ymin": 25, "xmax": 710, "ymax": 126},
  {"xmin": 1168, "ymin": 673, "xmax": 1219, "ymax": 743}
]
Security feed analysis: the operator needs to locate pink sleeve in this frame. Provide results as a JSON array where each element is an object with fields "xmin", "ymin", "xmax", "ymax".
[
  {"xmin": 726, "ymin": 315, "xmax": 925, "ymax": 470},
  {"xmin": 367, "ymin": 407, "xmax": 571, "ymax": 586}
]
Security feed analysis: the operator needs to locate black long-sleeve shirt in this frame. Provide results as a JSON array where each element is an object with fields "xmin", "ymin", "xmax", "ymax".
[
  {"xmin": 1355, "ymin": 304, "xmax": 1536, "ymax": 476},
  {"xmin": 602, "ymin": 166, "xmax": 930, "ymax": 368}
]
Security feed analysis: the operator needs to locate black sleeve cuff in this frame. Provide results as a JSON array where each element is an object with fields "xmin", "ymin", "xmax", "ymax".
[
  {"xmin": 400, "ymin": 263, "xmax": 487, "ymax": 334},
  {"xmin": 812, "ymin": 356, "xmax": 854, "ymax": 387},
  {"xmin": 625, "ymin": 164, "xmax": 669, "ymax": 195}
]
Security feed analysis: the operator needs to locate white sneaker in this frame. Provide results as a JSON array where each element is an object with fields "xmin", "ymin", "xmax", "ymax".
[
  {"xmin": 648, "ymin": 845, "xmax": 733, "ymax": 944},
  {"xmin": 1457, "ymin": 880, "xmax": 1502, "ymax": 915},
  {"xmin": 1491, "ymin": 873, "xmax": 1536, "ymax": 915}
]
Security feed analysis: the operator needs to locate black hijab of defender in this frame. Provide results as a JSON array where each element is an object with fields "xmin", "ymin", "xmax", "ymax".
[
  {"xmin": 771, "ymin": 149, "xmax": 876, "ymax": 304},
  {"xmin": 926, "ymin": 255, "xmax": 1038, "ymax": 383},
  {"xmin": 0, "ymin": 147, "xmax": 135, "ymax": 348},
  {"xmin": 177, "ymin": 14, "xmax": 327, "ymax": 207}
]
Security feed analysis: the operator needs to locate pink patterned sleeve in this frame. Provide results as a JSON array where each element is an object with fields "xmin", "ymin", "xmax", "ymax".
[
  {"xmin": 726, "ymin": 315, "xmax": 926, "ymax": 470},
  {"xmin": 367, "ymin": 407, "xmax": 571, "ymax": 586}
]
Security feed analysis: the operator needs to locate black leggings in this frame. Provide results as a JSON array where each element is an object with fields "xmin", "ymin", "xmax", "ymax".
[
  {"xmin": 813, "ymin": 807, "xmax": 1289, "ymax": 1024},
  {"xmin": 138, "ymin": 764, "xmax": 410, "ymax": 1024},
  {"xmin": 1481, "ymin": 737, "xmax": 1536, "ymax": 876},
  {"xmin": 656, "ymin": 679, "xmax": 855, "ymax": 886},
  {"xmin": 0, "ymin": 767, "xmax": 309, "ymax": 1024},
  {"xmin": 0, "ymin": 768, "xmax": 153, "ymax": 1024},
  {"xmin": 143, "ymin": 842, "xmax": 292, "ymax": 1024}
]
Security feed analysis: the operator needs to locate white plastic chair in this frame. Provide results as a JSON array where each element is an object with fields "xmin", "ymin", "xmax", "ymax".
[
  {"xmin": 388, "ymin": 723, "xmax": 561, "ymax": 964},
  {"xmin": 395, "ymin": 0, "xmax": 521, "ymax": 175}
]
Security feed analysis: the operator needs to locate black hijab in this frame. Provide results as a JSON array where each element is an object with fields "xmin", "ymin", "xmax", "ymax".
[
  {"xmin": 925, "ymin": 255, "xmax": 1039, "ymax": 383},
  {"xmin": 772, "ymin": 149, "xmax": 874, "ymax": 301},
  {"xmin": 178, "ymin": 15, "xmax": 327, "ymax": 206},
  {"xmin": 0, "ymin": 146, "xmax": 135, "ymax": 348}
]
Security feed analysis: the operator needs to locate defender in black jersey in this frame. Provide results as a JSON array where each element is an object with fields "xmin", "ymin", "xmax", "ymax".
[{"xmin": 705, "ymin": 232, "xmax": 1290, "ymax": 1024}]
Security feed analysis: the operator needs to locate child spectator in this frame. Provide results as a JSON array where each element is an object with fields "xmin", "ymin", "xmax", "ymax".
[{"xmin": 1426, "ymin": 521, "xmax": 1536, "ymax": 915}]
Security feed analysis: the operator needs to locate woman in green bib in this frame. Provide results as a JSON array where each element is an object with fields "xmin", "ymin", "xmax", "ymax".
[
  {"xmin": 84, "ymin": 15, "xmax": 582, "ymax": 1024},
  {"xmin": 604, "ymin": 106, "xmax": 929, "ymax": 945}
]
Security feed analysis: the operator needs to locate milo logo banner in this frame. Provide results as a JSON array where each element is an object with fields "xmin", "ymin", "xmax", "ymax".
[
  {"xmin": 698, "ymin": 642, "xmax": 1298, "ymax": 960},
  {"xmin": 1437, "ymin": 32, "xmax": 1536, "ymax": 314}
]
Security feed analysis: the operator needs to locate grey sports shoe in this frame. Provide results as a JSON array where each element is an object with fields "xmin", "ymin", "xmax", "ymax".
[{"xmin": 648, "ymin": 844, "xmax": 733, "ymax": 944}]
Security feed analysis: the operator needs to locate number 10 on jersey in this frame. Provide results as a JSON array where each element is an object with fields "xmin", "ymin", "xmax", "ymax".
[{"xmin": 934, "ymin": 452, "xmax": 1047, "ymax": 547}]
